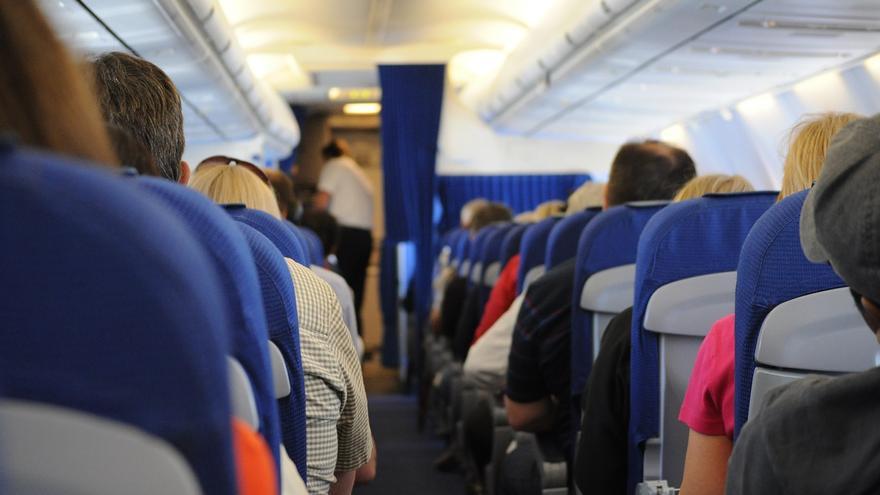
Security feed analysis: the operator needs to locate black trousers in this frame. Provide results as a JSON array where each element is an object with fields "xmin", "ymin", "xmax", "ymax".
[{"xmin": 337, "ymin": 225, "xmax": 372, "ymax": 335}]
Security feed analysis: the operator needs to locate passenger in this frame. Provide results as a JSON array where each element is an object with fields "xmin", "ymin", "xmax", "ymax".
[
  {"xmin": 265, "ymin": 167, "xmax": 299, "ymax": 222},
  {"xmin": 301, "ymin": 209, "xmax": 366, "ymax": 360},
  {"xmin": 0, "ymin": 0, "xmax": 117, "ymax": 167},
  {"xmin": 0, "ymin": 3, "xmax": 278, "ymax": 494},
  {"xmin": 726, "ymin": 114, "xmax": 880, "ymax": 494},
  {"xmin": 190, "ymin": 159, "xmax": 374, "ymax": 495},
  {"xmin": 504, "ymin": 141, "xmax": 696, "ymax": 495},
  {"xmin": 314, "ymin": 138, "xmax": 374, "ymax": 337},
  {"xmin": 573, "ymin": 171, "xmax": 749, "ymax": 495},
  {"xmin": 91, "ymin": 52, "xmax": 188, "ymax": 183},
  {"xmin": 106, "ymin": 125, "xmax": 162, "ymax": 177},
  {"xmin": 471, "ymin": 181, "xmax": 605, "ymax": 348},
  {"xmin": 677, "ymin": 113, "xmax": 859, "ymax": 495}
]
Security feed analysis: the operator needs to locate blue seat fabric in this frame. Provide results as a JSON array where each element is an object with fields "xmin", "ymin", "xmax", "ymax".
[
  {"xmin": 299, "ymin": 226, "xmax": 325, "ymax": 265},
  {"xmin": 499, "ymin": 223, "xmax": 529, "ymax": 269},
  {"xmin": 136, "ymin": 178, "xmax": 281, "ymax": 470},
  {"xmin": 516, "ymin": 217, "xmax": 560, "ymax": 294},
  {"xmin": 627, "ymin": 192, "xmax": 776, "ymax": 493},
  {"xmin": 236, "ymin": 223, "xmax": 309, "ymax": 480},
  {"xmin": 733, "ymin": 190, "xmax": 844, "ymax": 438},
  {"xmin": 0, "ymin": 145, "xmax": 236, "ymax": 495},
  {"xmin": 545, "ymin": 208, "xmax": 600, "ymax": 270},
  {"xmin": 226, "ymin": 206, "xmax": 308, "ymax": 265}
]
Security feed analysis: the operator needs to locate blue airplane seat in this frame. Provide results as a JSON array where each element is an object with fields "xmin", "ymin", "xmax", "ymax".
[
  {"xmin": 451, "ymin": 228, "xmax": 470, "ymax": 269},
  {"xmin": 733, "ymin": 190, "xmax": 851, "ymax": 438},
  {"xmin": 298, "ymin": 226, "xmax": 325, "ymax": 265},
  {"xmin": 570, "ymin": 202, "xmax": 668, "ymax": 408},
  {"xmin": 236, "ymin": 223, "xmax": 308, "ymax": 480},
  {"xmin": 226, "ymin": 206, "xmax": 309, "ymax": 265},
  {"xmin": 477, "ymin": 223, "xmax": 516, "ymax": 309},
  {"xmin": 466, "ymin": 224, "xmax": 499, "ymax": 287},
  {"xmin": 628, "ymin": 192, "xmax": 776, "ymax": 492},
  {"xmin": 136, "ymin": 177, "xmax": 281, "ymax": 470},
  {"xmin": 499, "ymin": 223, "xmax": 529, "ymax": 269},
  {"xmin": 0, "ymin": 145, "xmax": 237, "ymax": 495},
  {"xmin": 545, "ymin": 208, "xmax": 600, "ymax": 270},
  {"xmin": 516, "ymin": 217, "xmax": 560, "ymax": 294}
]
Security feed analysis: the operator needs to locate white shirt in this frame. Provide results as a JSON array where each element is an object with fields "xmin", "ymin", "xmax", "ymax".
[
  {"xmin": 310, "ymin": 265, "xmax": 364, "ymax": 359},
  {"xmin": 463, "ymin": 294, "xmax": 525, "ymax": 378},
  {"xmin": 318, "ymin": 156, "xmax": 374, "ymax": 230}
]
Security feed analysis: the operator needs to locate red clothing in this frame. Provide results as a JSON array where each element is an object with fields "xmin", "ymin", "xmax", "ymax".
[
  {"xmin": 678, "ymin": 314, "xmax": 735, "ymax": 439},
  {"xmin": 233, "ymin": 418, "xmax": 278, "ymax": 495},
  {"xmin": 472, "ymin": 255, "xmax": 521, "ymax": 345}
]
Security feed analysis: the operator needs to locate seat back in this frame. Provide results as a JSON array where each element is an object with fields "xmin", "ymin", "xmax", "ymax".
[
  {"xmin": 137, "ymin": 178, "xmax": 280, "ymax": 466},
  {"xmin": 545, "ymin": 208, "xmax": 600, "ymax": 270},
  {"xmin": 629, "ymin": 192, "xmax": 776, "ymax": 490},
  {"xmin": 467, "ymin": 225, "xmax": 499, "ymax": 287},
  {"xmin": 517, "ymin": 217, "xmax": 560, "ymax": 294},
  {"xmin": 0, "ymin": 399, "xmax": 201, "ymax": 495},
  {"xmin": 749, "ymin": 287, "xmax": 875, "ymax": 421},
  {"xmin": 451, "ymin": 228, "xmax": 470, "ymax": 269},
  {"xmin": 570, "ymin": 202, "xmax": 668, "ymax": 405},
  {"xmin": 299, "ymin": 226, "xmax": 325, "ymax": 265},
  {"xmin": 0, "ymin": 146, "xmax": 237, "ymax": 495},
  {"xmin": 226, "ymin": 206, "xmax": 309, "ymax": 264},
  {"xmin": 500, "ymin": 223, "xmax": 529, "ymax": 268},
  {"xmin": 479, "ymin": 223, "xmax": 515, "ymax": 288},
  {"xmin": 235, "ymin": 223, "xmax": 308, "ymax": 479},
  {"xmin": 734, "ymin": 190, "xmax": 848, "ymax": 437}
]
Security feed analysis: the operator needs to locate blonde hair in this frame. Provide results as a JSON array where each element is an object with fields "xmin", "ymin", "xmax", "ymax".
[
  {"xmin": 533, "ymin": 200, "xmax": 566, "ymax": 220},
  {"xmin": 779, "ymin": 112, "xmax": 862, "ymax": 199},
  {"xmin": 566, "ymin": 182, "xmax": 605, "ymax": 216},
  {"xmin": 189, "ymin": 164, "xmax": 282, "ymax": 218},
  {"xmin": 673, "ymin": 174, "xmax": 754, "ymax": 202}
]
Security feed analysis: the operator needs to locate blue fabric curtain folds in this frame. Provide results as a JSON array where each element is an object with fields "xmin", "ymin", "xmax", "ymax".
[{"xmin": 378, "ymin": 64, "xmax": 446, "ymax": 367}]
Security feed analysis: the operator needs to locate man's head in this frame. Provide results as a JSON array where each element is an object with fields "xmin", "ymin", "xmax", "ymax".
[
  {"xmin": 469, "ymin": 202, "xmax": 513, "ymax": 234},
  {"xmin": 604, "ymin": 140, "xmax": 697, "ymax": 208},
  {"xmin": 799, "ymin": 115, "xmax": 880, "ymax": 338},
  {"xmin": 300, "ymin": 209, "xmax": 340, "ymax": 257},
  {"xmin": 91, "ymin": 52, "xmax": 187, "ymax": 182},
  {"xmin": 321, "ymin": 138, "xmax": 350, "ymax": 161}
]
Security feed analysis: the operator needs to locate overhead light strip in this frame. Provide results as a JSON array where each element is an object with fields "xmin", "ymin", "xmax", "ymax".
[{"xmin": 73, "ymin": 0, "xmax": 229, "ymax": 140}]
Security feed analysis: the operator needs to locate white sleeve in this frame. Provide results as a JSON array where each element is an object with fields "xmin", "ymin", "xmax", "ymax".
[
  {"xmin": 318, "ymin": 163, "xmax": 339, "ymax": 194},
  {"xmin": 280, "ymin": 449, "xmax": 310, "ymax": 495}
]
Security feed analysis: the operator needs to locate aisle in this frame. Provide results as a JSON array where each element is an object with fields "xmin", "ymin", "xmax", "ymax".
[{"xmin": 358, "ymin": 394, "xmax": 464, "ymax": 495}]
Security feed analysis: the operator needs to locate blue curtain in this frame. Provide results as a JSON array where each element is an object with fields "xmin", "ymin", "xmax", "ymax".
[
  {"xmin": 378, "ymin": 64, "xmax": 446, "ymax": 367},
  {"xmin": 436, "ymin": 174, "xmax": 592, "ymax": 233}
]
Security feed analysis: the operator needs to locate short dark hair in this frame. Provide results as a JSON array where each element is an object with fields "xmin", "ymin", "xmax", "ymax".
[
  {"xmin": 605, "ymin": 140, "xmax": 697, "ymax": 206},
  {"xmin": 264, "ymin": 168, "xmax": 296, "ymax": 218},
  {"xmin": 321, "ymin": 139, "xmax": 346, "ymax": 160},
  {"xmin": 470, "ymin": 202, "xmax": 513, "ymax": 233},
  {"xmin": 300, "ymin": 209, "xmax": 340, "ymax": 256},
  {"xmin": 91, "ymin": 52, "xmax": 185, "ymax": 181},
  {"xmin": 106, "ymin": 124, "xmax": 160, "ymax": 177}
]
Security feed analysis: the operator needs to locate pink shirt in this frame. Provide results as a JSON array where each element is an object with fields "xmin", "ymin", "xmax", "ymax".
[{"xmin": 678, "ymin": 314, "xmax": 735, "ymax": 439}]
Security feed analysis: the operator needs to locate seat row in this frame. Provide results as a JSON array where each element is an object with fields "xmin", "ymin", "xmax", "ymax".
[
  {"xmin": 435, "ymin": 187, "xmax": 870, "ymax": 494},
  {"xmin": 0, "ymin": 143, "xmax": 334, "ymax": 494}
]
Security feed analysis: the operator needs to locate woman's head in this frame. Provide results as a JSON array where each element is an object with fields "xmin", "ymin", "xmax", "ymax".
[
  {"xmin": 565, "ymin": 182, "xmax": 605, "ymax": 216},
  {"xmin": 779, "ymin": 112, "xmax": 862, "ymax": 200},
  {"xmin": 0, "ymin": 0, "xmax": 117, "ymax": 166},
  {"xmin": 190, "ymin": 157, "xmax": 282, "ymax": 218},
  {"xmin": 673, "ymin": 174, "xmax": 754, "ymax": 202}
]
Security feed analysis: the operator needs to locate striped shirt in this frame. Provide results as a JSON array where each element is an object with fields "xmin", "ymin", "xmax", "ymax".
[{"xmin": 285, "ymin": 259, "xmax": 372, "ymax": 494}]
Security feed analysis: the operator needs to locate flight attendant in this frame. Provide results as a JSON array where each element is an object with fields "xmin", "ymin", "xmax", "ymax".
[{"xmin": 315, "ymin": 138, "xmax": 374, "ymax": 335}]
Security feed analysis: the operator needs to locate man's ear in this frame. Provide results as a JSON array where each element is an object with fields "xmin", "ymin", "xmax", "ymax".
[
  {"xmin": 860, "ymin": 297, "xmax": 880, "ymax": 341},
  {"xmin": 178, "ymin": 160, "xmax": 191, "ymax": 185},
  {"xmin": 602, "ymin": 184, "xmax": 610, "ymax": 210}
]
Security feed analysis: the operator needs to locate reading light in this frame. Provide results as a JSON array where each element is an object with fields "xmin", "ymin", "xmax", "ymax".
[{"xmin": 343, "ymin": 103, "xmax": 381, "ymax": 115}]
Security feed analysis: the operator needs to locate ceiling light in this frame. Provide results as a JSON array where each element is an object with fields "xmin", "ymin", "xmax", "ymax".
[
  {"xmin": 864, "ymin": 53, "xmax": 880, "ymax": 74},
  {"xmin": 660, "ymin": 124, "xmax": 687, "ymax": 145},
  {"xmin": 793, "ymin": 70, "xmax": 842, "ymax": 95},
  {"xmin": 343, "ymin": 103, "xmax": 381, "ymax": 115},
  {"xmin": 328, "ymin": 87, "xmax": 342, "ymax": 100},
  {"xmin": 737, "ymin": 92, "xmax": 776, "ymax": 116},
  {"xmin": 719, "ymin": 108, "xmax": 733, "ymax": 121}
]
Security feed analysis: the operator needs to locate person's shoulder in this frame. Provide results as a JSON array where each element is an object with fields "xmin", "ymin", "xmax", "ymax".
[{"xmin": 527, "ymin": 258, "xmax": 576, "ymax": 296}]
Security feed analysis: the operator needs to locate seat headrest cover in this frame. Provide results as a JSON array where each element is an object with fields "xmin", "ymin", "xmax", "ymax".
[
  {"xmin": 0, "ymin": 146, "xmax": 236, "ymax": 495},
  {"xmin": 137, "ymin": 178, "xmax": 280, "ymax": 468},
  {"xmin": 570, "ymin": 203, "xmax": 667, "ymax": 396},
  {"xmin": 517, "ymin": 217, "xmax": 560, "ymax": 294},
  {"xmin": 235, "ymin": 223, "xmax": 308, "ymax": 479},
  {"xmin": 227, "ymin": 207, "xmax": 308, "ymax": 264},
  {"xmin": 545, "ymin": 209, "xmax": 599, "ymax": 270},
  {"xmin": 628, "ymin": 192, "xmax": 776, "ymax": 489},
  {"xmin": 733, "ymin": 190, "xmax": 844, "ymax": 437},
  {"xmin": 499, "ymin": 223, "xmax": 529, "ymax": 267}
]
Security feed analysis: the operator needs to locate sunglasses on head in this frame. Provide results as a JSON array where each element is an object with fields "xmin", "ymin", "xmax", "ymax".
[{"xmin": 196, "ymin": 155, "xmax": 271, "ymax": 186}]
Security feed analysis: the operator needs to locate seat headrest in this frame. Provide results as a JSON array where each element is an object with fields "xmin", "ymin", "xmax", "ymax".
[{"xmin": 226, "ymin": 207, "xmax": 308, "ymax": 264}]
